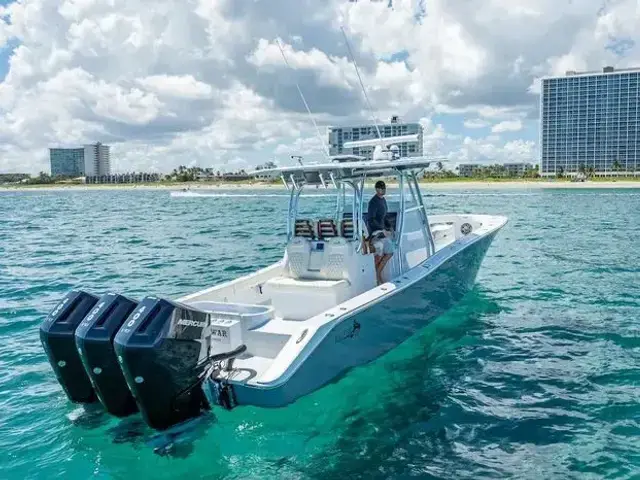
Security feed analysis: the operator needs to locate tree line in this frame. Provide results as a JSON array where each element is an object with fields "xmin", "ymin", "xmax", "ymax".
[{"xmin": 425, "ymin": 163, "xmax": 540, "ymax": 179}]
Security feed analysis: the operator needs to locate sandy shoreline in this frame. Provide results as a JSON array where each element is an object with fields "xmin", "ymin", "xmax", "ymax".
[{"xmin": 1, "ymin": 180, "xmax": 639, "ymax": 192}]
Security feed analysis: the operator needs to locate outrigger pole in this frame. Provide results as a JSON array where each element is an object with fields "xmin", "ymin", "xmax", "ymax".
[
  {"xmin": 340, "ymin": 26, "xmax": 383, "ymax": 146},
  {"xmin": 275, "ymin": 38, "xmax": 332, "ymax": 162}
]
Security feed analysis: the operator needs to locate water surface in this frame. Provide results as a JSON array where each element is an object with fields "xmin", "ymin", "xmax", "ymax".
[{"xmin": 1, "ymin": 187, "xmax": 639, "ymax": 479}]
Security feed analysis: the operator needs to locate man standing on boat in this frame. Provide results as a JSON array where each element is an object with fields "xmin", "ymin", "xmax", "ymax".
[{"xmin": 367, "ymin": 180, "xmax": 394, "ymax": 285}]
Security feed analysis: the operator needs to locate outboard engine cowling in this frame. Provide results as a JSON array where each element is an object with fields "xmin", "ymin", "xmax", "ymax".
[
  {"xmin": 113, "ymin": 296, "xmax": 211, "ymax": 431},
  {"xmin": 40, "ymin": 290, "xmax": 100, "ymax": 403},
  {"xmin": 74, "ymin": 293, "xmax": 139, "ymax": 417}
]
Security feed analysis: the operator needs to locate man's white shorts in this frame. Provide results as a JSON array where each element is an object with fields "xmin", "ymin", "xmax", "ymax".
[{"xmin": 371, "ymin": 233, "xmax": 395, "ymax": 256}]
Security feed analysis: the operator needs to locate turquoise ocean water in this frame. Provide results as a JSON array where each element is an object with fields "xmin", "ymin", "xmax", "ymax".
[{"xmin": 1, "ymin": 187, "xmax": 639, "ymax": 479}]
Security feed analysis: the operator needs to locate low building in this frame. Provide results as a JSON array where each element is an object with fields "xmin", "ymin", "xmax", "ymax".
[
  {"xmin": 222, "ymin": 172, "xmax": 251, "ymax": 181},
  {"xmin": 85, "ymin": 173, "xmax": 162, "ymax": 184},
  {"xmin": 458, "ymin": 164, "xmax": 482, "ymax": 177},
  {"xmin": 458, "ymin": 162, "xmax": 534, "ymax": 177},
  {"xmin": 503, "ymin": 163, "xmax": 534, "ymax": 177}
]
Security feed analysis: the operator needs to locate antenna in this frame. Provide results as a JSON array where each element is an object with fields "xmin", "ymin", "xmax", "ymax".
[
  {"xmin": 340, "ymin": 26, "xmax": 383, "ymax": 143},
  {"xmin": 275, "ymin": 38, "xmax": 331, "ymax": 161}
]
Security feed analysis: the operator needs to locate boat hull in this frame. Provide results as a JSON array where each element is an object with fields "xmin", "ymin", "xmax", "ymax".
[{"xmin": 211, "ymin": 228, "xmax": 499, "ymax": 408}]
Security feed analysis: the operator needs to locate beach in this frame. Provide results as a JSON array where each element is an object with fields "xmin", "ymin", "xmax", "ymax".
[{"xmin": 1, "ymin": 179, "xmax": 639, "ymax": 192}]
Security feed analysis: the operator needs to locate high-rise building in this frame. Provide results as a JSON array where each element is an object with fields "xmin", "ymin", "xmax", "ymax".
[
  {"xmin": 540, "ymin": 66, "xmax": 640, "ymax": 176},
  {"xmin": 50, "ymin": 148, "xmax": 85, "ymax": 177},
  {"xmin": 328, "ymin": 116, "xmax": 423, "ymax": 161},
  {"xmin": 49, "ymin": 143, "xmax": 111, "ymax": 177},
  {"xmin": 83, "ymin": 143, "xmax": 111, "ymax": 176}
]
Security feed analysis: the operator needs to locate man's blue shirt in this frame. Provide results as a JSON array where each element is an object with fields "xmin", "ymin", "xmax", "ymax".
[{"xmin": 367, "ymin": 194, "xmax": 389, "ymax": 233}]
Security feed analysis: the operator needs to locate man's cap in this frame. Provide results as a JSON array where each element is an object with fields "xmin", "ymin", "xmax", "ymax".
[{"xmin": 375, "ymin": 180, "xmax": 386, "ymax": 189}]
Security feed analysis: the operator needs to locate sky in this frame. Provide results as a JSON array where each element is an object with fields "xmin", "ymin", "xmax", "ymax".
[{"xmin": 0, "ymin": 0, "xmax": 639, "ymax": 175}]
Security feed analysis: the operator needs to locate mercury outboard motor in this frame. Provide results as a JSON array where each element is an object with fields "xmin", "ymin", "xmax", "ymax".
[
  {"xmin": 40, "ymin": 290, "xmax": 100, "ymax": 403},
  {"xmin": 113, "ymin": 296, "xmax": 211, "ymax": 431},
  {"xmin": 74, "ymin": 293, "xmax": 139, "ymax": 417}
]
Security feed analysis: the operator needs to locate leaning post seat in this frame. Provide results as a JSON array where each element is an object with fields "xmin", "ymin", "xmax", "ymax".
[
  {"xmin": 341, "ymin": 215, "xmax": 361, "ymax": 240},
  {"xmin": 294, "ymin": 219, "xmax": 315, "ymax": 239},
  {"xmin": 341, "ymin": 218, "xmax": 354, "ymax": 239},
  {"xmin": 340, "ymin": 212, "xmax": 370, "ymax": 243},
  {"xmin": 340, "ymin": 212, "xmax": 357, "ymax": 239},
  {"xmin": 341, "ymin": 212, "xmax": 354, "ymax": 239},
  {"xmin": 317, "ymin": 219, "xmax": 338, "ymax": 240}
]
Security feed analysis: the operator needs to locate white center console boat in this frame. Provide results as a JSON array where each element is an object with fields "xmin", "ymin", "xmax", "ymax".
[{"xmin": 40, "ymin": 153, "xmax": 507, "ymax": 433}]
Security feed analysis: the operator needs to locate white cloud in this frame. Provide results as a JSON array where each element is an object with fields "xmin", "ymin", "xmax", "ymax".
[
  {"xmin": 137, "ymin": 75, "xmax": 213, "ymax": 99},
  {"xmin": 491, "ymin": 119, "xmax": 523, "ymax": 133},
  {"xmin": 464, "ymin": 119, "xmax": 489, "ymax": 129},
  {"xmin": 247, "ymin": 38, "xmax": 356, "ymax": 90},
  {"xmin": 421, "ymin": 117, "xmax": 447, "ymax": 156},
  {"xmin": 417, "ymin": 115, "xmax": 536, "ymax": 168},
  {"xmin": 0, "ymin": 0, "xmax": 638, "ymax": 174},
  {"xmin": 0, "ymin": 9, "xmax": 9, "ymax": 48},
  {"xmin": 510, "ymin": 55, "xmax": 525, "ymax": 77},
  {"xmin": 274, "ymin": 136, "xmax": 326, "ymax": 157},
  {"xmin": 448, "ymin": 135, "xmax": 537, "ymax": 167},
  {"xmin": 435, "ymin": 104, "xmax": 530, "ymax": 120}
]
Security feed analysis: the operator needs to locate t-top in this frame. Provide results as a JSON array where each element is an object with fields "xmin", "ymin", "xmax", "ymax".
[{"xmin": 367, "ymin": 194, "xmax": 390, "ymax": 233}]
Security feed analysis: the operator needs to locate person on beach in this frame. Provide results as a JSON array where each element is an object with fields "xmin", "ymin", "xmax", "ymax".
[{"xmin": 367, "ymin": 180, "xmax": 394, "ymax": 285}]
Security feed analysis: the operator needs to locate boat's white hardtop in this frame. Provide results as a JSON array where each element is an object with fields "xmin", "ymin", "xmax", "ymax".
[{"xmin": 250, "ymin": 157, "xmax": 444, "ymax": 183}]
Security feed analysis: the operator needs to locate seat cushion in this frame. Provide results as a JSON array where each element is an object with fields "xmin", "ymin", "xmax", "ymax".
[{"xmin": 262, "ymin": 277, "xmax": 351, "ymax": 321}]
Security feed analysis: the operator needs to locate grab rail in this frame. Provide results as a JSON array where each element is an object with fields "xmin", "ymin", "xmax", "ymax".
[{"xmin": 404, "ymin": 205, "xmax": 425, "ymax": 213}]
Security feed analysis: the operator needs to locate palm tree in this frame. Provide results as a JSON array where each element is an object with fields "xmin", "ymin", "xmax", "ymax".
[{"xmin": 612, "ymin": 160, "xmax": 622, "ymax": 174}]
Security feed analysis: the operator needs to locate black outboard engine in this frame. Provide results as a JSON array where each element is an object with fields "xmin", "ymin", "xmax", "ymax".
[
  {"xmin": 40, "ymin": 290, "xmax": 100, "ymax": 403},
  {"xmin": 113, "ymin": 296, "xmax": 211, "ymax": 431},
  {"xmin": 74, "ymin": 293, "xmax": 139, "ymax": 417}
]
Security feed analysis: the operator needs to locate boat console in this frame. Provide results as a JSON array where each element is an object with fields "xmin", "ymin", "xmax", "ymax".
[{"xmin": 262, "ymin": 217, "xmax": 376, "ymax": 321}]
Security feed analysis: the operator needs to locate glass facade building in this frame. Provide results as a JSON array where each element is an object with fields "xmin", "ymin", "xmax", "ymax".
[
  {"xmin": 328, "ymin": 116, "xmax": 423, "ymax": 161},
  {"xmin": 49, "ymin": 148, "xmax": 85, "ymax": 177},
  {"xmin": 49, "ymin": 143, "xmax": 111, "ymax": 177},
  {"xmin": 540, "ymin": 67, "xmax": 640, "ymax": 176}
]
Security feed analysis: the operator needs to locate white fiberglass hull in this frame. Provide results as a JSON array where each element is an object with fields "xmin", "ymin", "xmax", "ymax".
[{"xmin": 197, "ymin": 214, "xmax": 507, "ymax": 410}]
